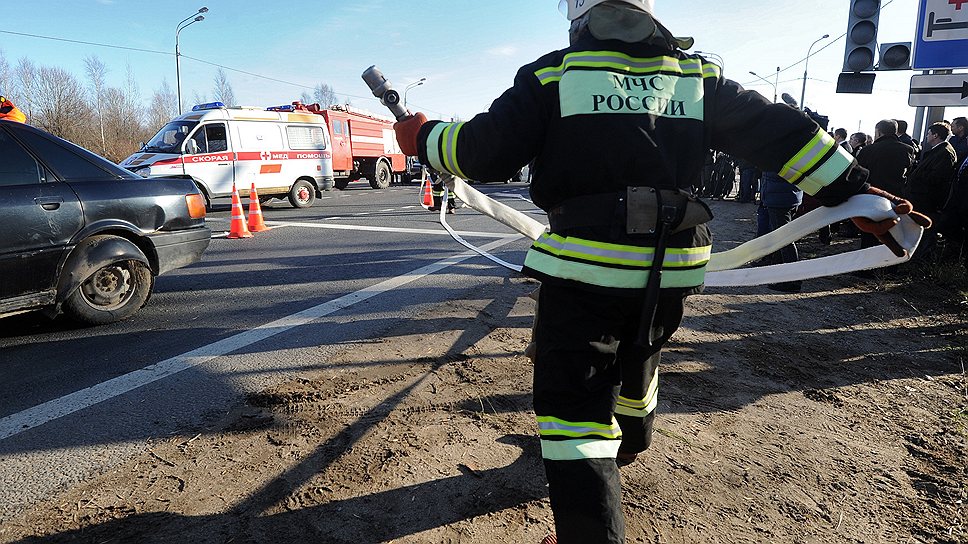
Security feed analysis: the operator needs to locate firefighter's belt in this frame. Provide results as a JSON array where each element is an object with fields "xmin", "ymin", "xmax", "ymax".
[{"xmin": 547, "ymin": 189, "xmax": 713, "ymax": 235}]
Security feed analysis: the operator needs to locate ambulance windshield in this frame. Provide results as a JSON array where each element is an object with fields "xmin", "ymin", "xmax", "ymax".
[{"xmin": 143, "ymin": 121, "xmax": 198, "ymax": 154}]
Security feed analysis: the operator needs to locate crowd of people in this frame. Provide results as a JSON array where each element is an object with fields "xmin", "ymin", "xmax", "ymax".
[{"xmin": 704, "ymin": 114, "xmax": 968, "ymax": 288}]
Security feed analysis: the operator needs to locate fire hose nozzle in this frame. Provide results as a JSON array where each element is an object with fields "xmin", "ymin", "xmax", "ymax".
[{"xmin": 361, "ymin": 65, "xmax": 409, "ymax": 121}]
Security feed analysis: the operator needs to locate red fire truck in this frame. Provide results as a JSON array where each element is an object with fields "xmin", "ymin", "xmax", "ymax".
[{"xmin": 270, "ymin": 102, "xmax": 409, "ymax": 189}]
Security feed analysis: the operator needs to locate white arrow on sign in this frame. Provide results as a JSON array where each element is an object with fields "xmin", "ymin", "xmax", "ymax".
[{"xmin": 908, "ymin": 73, "xmax": 968, "ymax": 106}]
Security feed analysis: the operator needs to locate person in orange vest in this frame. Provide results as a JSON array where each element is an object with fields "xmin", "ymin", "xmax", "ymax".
[{"xmin": 0, "ymin": 95, "xmax": 27, "ymax": 123}]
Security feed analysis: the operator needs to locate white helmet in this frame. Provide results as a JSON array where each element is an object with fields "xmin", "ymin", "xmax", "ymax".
[{"xmin": 558, "ymin": 0, "xmax": 654, "ymax": 21}]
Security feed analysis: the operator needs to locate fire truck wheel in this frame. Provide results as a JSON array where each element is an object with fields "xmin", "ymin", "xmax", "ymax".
[
  {"xmin": 288, "ymin": 179, "xmax": 316, "ymax": 208},
  {"xmin": 369, "ymin": 160, "xmax": 392, "ymax": 190}
]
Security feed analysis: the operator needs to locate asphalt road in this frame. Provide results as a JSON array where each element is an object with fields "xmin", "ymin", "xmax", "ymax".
[{"xmin": 0, "ymin": 181, "xmax": 539, "ymax": 522}]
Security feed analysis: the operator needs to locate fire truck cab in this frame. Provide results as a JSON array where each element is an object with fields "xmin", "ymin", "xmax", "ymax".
[
  {"xmin": 273, "ymin": 103, "xmax": 409, "ymax": 190},
  {"xmin": 121, "ymin": 102, "xmax": 335, "ymax": 208}
]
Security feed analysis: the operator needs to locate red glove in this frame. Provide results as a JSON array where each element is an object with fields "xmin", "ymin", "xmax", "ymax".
[
  {"xmin": 851, "ymin": 186, "xmax": 932, "ymax": 257},
  {"xmin": 393, "ymin": 112, "xmax": 427, "ymax": 157}
]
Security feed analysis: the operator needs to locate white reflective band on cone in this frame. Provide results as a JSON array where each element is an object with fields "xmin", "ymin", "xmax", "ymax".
[{"xmin": 437, "ymin": 175, "xmax": 924, "ymax": 286}]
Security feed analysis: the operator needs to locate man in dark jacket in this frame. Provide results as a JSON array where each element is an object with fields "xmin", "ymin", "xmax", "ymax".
[
  {"xmin": 856, "ymin": 119, "xmax": 915, "ymax": 248},
  {"xmin": 906, "ymin": 122, "xmax": 957, "ymax": 259},
  {"xmin": 896, "ymin": 119, "xmax": 920, "ymax": 158},
  {"xmin": 756, "ymin": 171, "xmax": 803, "ymax": 291},
  {"xmin": 950, "ymin": 117, "xmax": 968, "ymax": 167},
  {"xmin": 941, "ymin": 151, "xmax": 968, "ymax": 265},
  {"xmin": 736, "ymin": 157, "xmax": 760, "ymax": 203},
  {"xmin": 907, "ymin": 122, "xmax": 957, "ymax": 217}
]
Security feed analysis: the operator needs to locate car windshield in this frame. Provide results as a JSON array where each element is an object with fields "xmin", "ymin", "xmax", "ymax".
[{"xmin": 143, "ymin": 121, "xmax": 198, "ymax": 154}]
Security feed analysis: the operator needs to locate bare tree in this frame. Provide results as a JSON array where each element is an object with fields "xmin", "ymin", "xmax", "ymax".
[
  {"xmin": 94, "ymin": 64, "xmax": 150, "ymax": 162},
  {"xmin": 313, "ymin": 83, "xmax": 337, "ymax": 107},
  {"xmin": 212, "ymin": 68, "xmax": 234, "ymax": 106},
  {"xmin": 32, "ymin": 65, "xmax": 91, "ymax": 141},
  {"xmin": 0, "ymin": 50, "xmax": 12, "ymax": 99},
  {"xmin": 84, "ymin": 55, "xmax": 108, "ymax": 155},
  {"xmin": 191, "ymin": 91, "xmax": 208, "ymax": 107},
  {"xmin": 299, "ymin": 91, "xmax": 313, "ymax": 105},
  {"xmin": 147, "ymin": 80, "xmax": 178, "ymax": 130},
  {"xmin": 15, "ymin": 58, "xmax": 38, "ymax": 121}
]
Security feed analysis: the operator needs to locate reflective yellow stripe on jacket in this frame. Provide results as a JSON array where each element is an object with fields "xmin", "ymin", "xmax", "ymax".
[
  {"xmin": 779, "ymin": 130, "xmax": 853, "ymax": 195},
  {"xmin": 524, "ymin": 233, "xmax": 711, "ymax": 290},
  {"xmin": 425, "ymin": 122, "xmax": 468, "ymax": 179}
]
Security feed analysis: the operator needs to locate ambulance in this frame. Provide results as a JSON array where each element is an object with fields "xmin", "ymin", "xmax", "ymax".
[{"xmin": 121, "ymin": 102, "xmax": 335, "ymax": 208}]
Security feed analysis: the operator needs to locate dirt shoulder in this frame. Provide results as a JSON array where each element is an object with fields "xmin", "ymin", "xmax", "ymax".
[{"xmin": 2, "ymin": 202, "xmax": 966, "ymax": 544}]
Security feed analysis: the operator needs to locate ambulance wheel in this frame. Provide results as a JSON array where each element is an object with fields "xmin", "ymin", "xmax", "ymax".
[
  {"xmin": 369, "ymin": 160, "xmax": 391, "ymax": 189},
  {"xmin": 193, "ymin": 182, "xmax": 212, "ymax": 211},
  {"xmin": 288, "ymin": 180, "xmax": 316, "ymax": 208},
  {"xmin": 334, "ymin": 179, "xmax": 350, "ymax": 190}
]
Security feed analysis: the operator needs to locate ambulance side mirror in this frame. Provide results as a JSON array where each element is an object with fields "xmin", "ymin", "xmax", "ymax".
[{"xmin": 185, "ymin": 139, "xmax": 200, "ymax": 155}]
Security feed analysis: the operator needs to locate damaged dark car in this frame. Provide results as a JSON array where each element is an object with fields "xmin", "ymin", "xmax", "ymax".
[{"xmin": 0, "ymin": 120, "xmax": 211, "ymax": 325}]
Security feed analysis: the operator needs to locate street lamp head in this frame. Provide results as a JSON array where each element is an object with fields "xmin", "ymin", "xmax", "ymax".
[
  {"xmin": 198, "ymin": 7, "xmax": 209, "ymax": 13},
  {"xmin": 194, "ymin": 15, "xmax": 205, "ymax": 22},
  {"xmin": 821, "ymin": 33, "xmax": 829, "ymax": 39}
]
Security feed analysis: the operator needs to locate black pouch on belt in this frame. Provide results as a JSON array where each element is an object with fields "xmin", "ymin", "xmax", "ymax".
[{"xmin": 630, "ymin": 188, "xmax": 712, "ymax": 348}]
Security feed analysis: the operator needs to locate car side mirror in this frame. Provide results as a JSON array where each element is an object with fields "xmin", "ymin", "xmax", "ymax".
[{"xmin": 185, "ymin": 139, "xmax": 200, "ymax": 155}]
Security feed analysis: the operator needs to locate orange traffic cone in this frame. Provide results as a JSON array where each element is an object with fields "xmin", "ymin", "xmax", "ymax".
[
  {"xmin": 420, "ymin": 178, "xmax": 433, "ymax": 208},
  {"xmin": 227, "ymin": 183, "xmax": 253, "ymax": 239},
  {"xmin": 247, "ymin": 182, "xmax": 268, "ymax": 232}
]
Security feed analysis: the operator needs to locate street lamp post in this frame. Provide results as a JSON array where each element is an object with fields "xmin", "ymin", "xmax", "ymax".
[
  {"xmin": 799, "ymin": 33, "xmax": 829, "ymax": 111},
  {"xmin": 695, "ymin": 50, "xmax": 725, "ymax": 72},
  {"xmin": 176, "ymin": 7, "xmax": 208, "ymax": 115},
  {"xmin": 403, "ymin": 78, "xmax": 426, "ymax": 109},
  {"xmin": 749, "ymin": 69, "xmax": 779, "ymax": 103}
]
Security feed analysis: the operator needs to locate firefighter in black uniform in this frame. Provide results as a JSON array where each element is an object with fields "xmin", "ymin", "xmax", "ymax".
[
  {"xmin": 394, "ymin": 1, "xmax": 929, "ymax": 542},
  {"xmin": 427, "ymin": 169, "xmax": 457, "ymax": 213}
]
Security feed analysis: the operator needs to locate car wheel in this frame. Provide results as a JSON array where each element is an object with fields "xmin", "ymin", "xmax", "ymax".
[
  {"xmin": 369, "ymin": 160, "xmax": 391, "ymax": 189},
  {"xmin": 334, "ymin": 178, "xmax": 350, "ymax": 190},
  {"xmin": 63, "ymin": 259, "xmax": 153, "ymax": 325},
  {"xmin": 288, "ymin": 179, "xmax": 316, "ymax": 208}
]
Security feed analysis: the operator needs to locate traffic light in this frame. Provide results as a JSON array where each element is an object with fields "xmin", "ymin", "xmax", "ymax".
[
  {"xmin": 843, "ymin": 0, "xmax": 881, "ymax": 72},
  {"xmin": 876, "ymin": 42, "xmax": 912, "ymax": 71}
]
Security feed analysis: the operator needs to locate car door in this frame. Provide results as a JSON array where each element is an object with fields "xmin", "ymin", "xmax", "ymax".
[
  {"xmin": 329, "ymin": 115, "xmax": 352, "ymax": 172},
  {"xmin": 0, "ymin": 126, "xmax": 83, "ymax": 301},
  {"xmin": 184, "ymin": 122, "xmax": 234, "ymax": 196}
]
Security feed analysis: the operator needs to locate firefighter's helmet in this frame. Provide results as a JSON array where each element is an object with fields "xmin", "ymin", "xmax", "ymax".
[{"xmin": 558, "ymin": 0, "xmax": 654, "ymax": 20}]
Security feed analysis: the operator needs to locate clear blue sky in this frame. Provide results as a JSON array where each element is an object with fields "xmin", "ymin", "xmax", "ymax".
[{"xmin": 1, "ymin": 0, "xmax": 965, "ymax": 138}]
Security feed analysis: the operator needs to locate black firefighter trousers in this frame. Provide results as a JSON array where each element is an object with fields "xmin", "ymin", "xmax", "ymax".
[{"xmin": 533, "ymin": 283, "xmax": 686, "ymax": 544}]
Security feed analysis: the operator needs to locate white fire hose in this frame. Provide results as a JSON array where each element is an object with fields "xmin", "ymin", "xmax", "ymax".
[{"xmin": 437, "ymin": 174, "xmax": 924, "ymax": 287}]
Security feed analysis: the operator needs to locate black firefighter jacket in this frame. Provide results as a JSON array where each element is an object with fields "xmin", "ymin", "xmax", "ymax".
[{"xmin": 415, "ymin": 34, "xmax": 869, "ymax": 293}]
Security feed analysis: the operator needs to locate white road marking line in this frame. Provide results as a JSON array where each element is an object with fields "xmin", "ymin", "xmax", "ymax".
[
  {"xmin": 206, "ymin": 218, "xmax": 514, "ymax": 238},
  {"xmin": 0, "ymin": 237, "xmax": 522, "ymax": 442}
]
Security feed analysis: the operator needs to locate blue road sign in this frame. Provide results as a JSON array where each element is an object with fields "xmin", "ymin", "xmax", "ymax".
[{"xmin": 913, "ymin": 0, "xmax": 968, "ymax": 70}]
